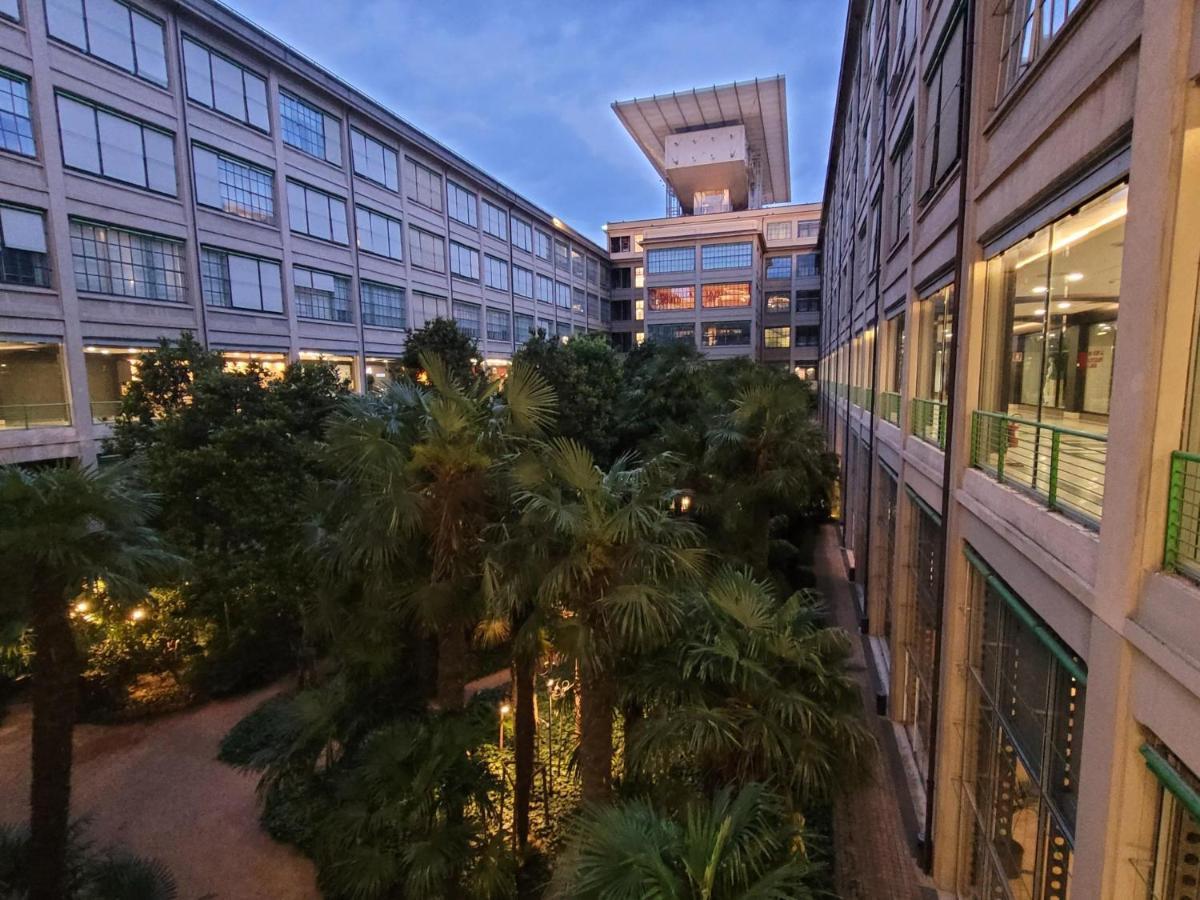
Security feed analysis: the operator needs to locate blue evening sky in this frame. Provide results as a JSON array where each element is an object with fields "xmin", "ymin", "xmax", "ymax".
[{"xmin": 222, "ymin": 0, "xmax": 847, "ymax": 244}]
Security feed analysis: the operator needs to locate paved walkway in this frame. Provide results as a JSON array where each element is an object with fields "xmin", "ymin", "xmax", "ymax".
[
  {"xmin": 0, "ymin": 683, "xmax": 319, "ymax": 900},
  {"xmin": 815, "ymin": 523, "xmax": 927, "ymax": 900}
]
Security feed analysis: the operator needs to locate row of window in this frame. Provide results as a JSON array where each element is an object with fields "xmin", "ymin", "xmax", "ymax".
[
  {"xmin": 614, "ymin": 217, "xmax": 819, "ymax": 256},
  {"xmin": 647, "ymin": 282, "xmax": 752, "ymax": 311},
  {"xmin": 0, "ymin": 21, "xmax": 607, "ymax": 284},
  {"xmin": 645, "ymin": 243, "xmax": 820, "ymax": 279},
  {"xmin": 645, "ymin": 321, "xmax": 754, "ymax": 348},
  {"xmin": 0, "ymin": 204, "xmax": 610, "ymax": 328}
]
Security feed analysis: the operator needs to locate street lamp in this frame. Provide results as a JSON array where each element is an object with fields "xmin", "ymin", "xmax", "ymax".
[{"xmin": 498, "ymin": 702, "xmax": 511, "ymax": 830}]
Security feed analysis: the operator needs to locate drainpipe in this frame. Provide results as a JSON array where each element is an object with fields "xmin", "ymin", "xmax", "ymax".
[{"xmin": 922, "ymin": 0, "xmax": 976, "ymax": 874}]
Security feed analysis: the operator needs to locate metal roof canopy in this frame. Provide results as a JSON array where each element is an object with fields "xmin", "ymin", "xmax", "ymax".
[{"xmin": 612, "ymin": 76, "xmax": 791, "ymax": 206}]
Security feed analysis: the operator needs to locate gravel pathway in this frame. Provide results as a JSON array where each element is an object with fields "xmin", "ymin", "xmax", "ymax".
[{"xmin": 0, "ymin": 683, "xmax": 319, "ymax": 900}]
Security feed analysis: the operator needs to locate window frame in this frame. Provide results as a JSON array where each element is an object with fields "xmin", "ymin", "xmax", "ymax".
[
  {"xmin": 181, "ymin": 35, "xmax": 269, "ymax": 132},
  {"xmin": 56, "ymin": 91, "xmax": 176, "ymax": 195}
]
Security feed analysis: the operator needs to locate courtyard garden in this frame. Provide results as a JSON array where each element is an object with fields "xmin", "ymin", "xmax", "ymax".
[{"xmin": 0, "ymin": 323, "xmax": 873, "ymax": 899}]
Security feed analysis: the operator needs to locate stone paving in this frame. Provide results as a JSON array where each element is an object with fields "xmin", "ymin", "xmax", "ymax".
[{"xmin": 815, "ymin": 523, "xmax": 930, "ymax": 900}]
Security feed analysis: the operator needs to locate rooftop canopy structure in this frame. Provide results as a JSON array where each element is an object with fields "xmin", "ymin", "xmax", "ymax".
[{"xmin": 612, "ymin": 75, "xmax": 791, "ymax": 214}]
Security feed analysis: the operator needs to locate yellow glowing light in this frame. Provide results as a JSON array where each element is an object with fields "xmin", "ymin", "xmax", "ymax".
[
  {"xmin": 679, "ymin": 495, "xmax": 693, "ymax": 512},
  {"xmin": 74, "ymin": 600, "xmax": 90, "ymax": 614},
  {"xmin": 129, "ymin": 608, "xmax": 147, "ymax": 622},
  {"xmin": 499, "ymin": 703, "xmax": 511, "ymax": 716}
]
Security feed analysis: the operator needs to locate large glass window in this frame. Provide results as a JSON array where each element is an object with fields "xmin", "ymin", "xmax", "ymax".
[
  {"xmin": 796, "ymin": 253, "xmax": 821, "ymax": 278},
  {"xmin": 513, "ymin": 265, "xmax": 533, "ymax": 298},
  {"xmin": 84, "ymin": 345, "xmax": 141, "ymax": 422},
  {"xmin": 0, "ymin": 71, "xmax": 36, "ymax": 156},
  {"xmin": 572, "ymin": 287, "xmax": 585, "ymax": 314},
  {"xmin": 360, "ymin": 281, "xmax": 405, "ymax": 329},
  {"xmin": 648, "ymin": 285, "xmax": 694, "ymax": 311},
  {"xmin": 355, "ymin": 205, "xmax": 403, "ymax": 260},
  {"xmin": 70, "ymin": 219, "xmax": 184, "ymax": 302},
  {"xmin": 58, "ymin": 94, "xmax": 175, "ymax": 193},
  {"xmin": 917, "ymin": 285, "xmax": 954, "ymax": 404},
  {"xmin": 554, "ymin": 239, "xmax": 569, "ymax": 270},
  {"xmin": 287, "ymin": 181, "xmax": 348, "ymax": 244},
  {"xmin": 0, "ymin": 341, "xmax": 70, "ymax": 428},
  {"xmin": 571, "ymin": 248, "xmax": 584, "ymax": 279},
  {"xmin": 923, "ymin": 16, "xmax": 964, "ymax": 191},
  {"xmin": 891, "ymin": 129, "xmax": 914, "ymax": 244},
  {"xmin": 701, "ymin": 242, "xmax": 752, "ymax": 270},
  {"xmin": 411, "ymin": 290, "xmax": 449, "ymax": 329},
  {"xmin": 293, "ymin": 266, "xmax": 350, "ymax": 322},
  {"xmin": 447, "ymin": 181, "xmax": 477, "ymax": 226},
  {"xmin": 647, "ymin": 322, "xmax": 695, "ymax": 345},
  {"xmin": 765, "ymin": 256, "xmax": 792, "ymax": 280},
  {"xmin": 795, "ymin": 289, "xmax": 821, "ymax": 312},
  {"xmin": 408, "ymin": 226, "xmax": 445, "ymax": 272},
  {"xmin": 482, "ymin": 200, "xmax": 507, "ymax": 240},
  {"xmin": 534, "ymin": 229, "xmax": 551, "ymax": 260},
  {"xmin": 200, "ymin": 247, "xmax": 282, "ymax": 313},
  {"xmin": 998, "ymin": 0, "xmax": 1084, "ymax": 101},
  {"xmin": 0, "ymin": 205, "xmax": 50, "ymax": 287},
  {"xmin": 960, "ymin": 550, "xmax": 1086, "ymax": 900},
  {"xmin": 514, "ymin": 312, "xmax": 535, "ymax": 343},
  {"xmin": 554, "ymin": 281, "xmax": 570, "ymax": 309},
  {"xmin": 350, "ymin": 129, "xmax": 398, "ymax": 190},
  {"xmin": 46, "ymin": 0, "xmax": 166, "ymax": 85},
  {"xmin": 702, "ymin": 320, "xmax": 751, "ymax": 347},
  {"xmin": 192, "ymin": 145, "xmax": 273, "ymax": 223},
  {"xmin": 904, "ymin": 505, "xmax": 940, "ymax": 784},
  {"xmin": 405, "ymin": 157, "xmax": 443, "ymax": 211},
  {"xmin": 702, "ymin": 282, "xmax": 751, "ymax": 309},
  {"xmin": 535, "ymin": 273, "xmax": 553, "ymax": 303},
  {"xmin": 182, "ymin": 38, "xmax": 268, "ymax": 130},
  {"xmin": 511, "ymin": 217, "xmax": 532, "ymax": 252},
  {"xmin": 452, "ymin": 299, "xmax": 481, "ymax": 339},
  {"xmin": 484, "ymin": 254, "xmax": 508, "ymax": 291},
  {"xmin": 765, "ymin": 221, "xmax": 791, "ymax": 242},
  {"xmin": 980, "ymin": 184, "xmax": 1125, "ymax": 430},
  {"xmin": 764, "ymin": 326, "xmax": 790, "ymax": 348},
  {"xmin": 648, "ymin": 246, "xmax": 696, "ymax": 274},
  {"xmin": 449, "ymin": 241, "xmax": 479, "ymax": 280},
  {"xmin": 486, "ymin": 307, "xmax": 511, "ymax": 342},
  {"xmin": 279, "ymin": 91, "xmax": 340, "ymax": 164}
]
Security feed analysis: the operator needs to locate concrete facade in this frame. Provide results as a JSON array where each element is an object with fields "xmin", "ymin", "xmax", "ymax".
[
  {"xmin": 0, "ymin": 0, "xmax": 610, "ymax": 466},
  {"xmin": 820, "ymin": 0, "xmax": 1200, "ymax": 897}
]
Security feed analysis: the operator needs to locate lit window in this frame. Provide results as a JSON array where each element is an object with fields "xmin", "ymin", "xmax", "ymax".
[
  {"xmin": 648, "ymin": 286, "xmax": 694, "ymax": 311},
  {"xmin": 764, "ymin": 326, "xmax": 790, "ymax": 348},
  {"xmin": 702, "ymin": 321, "xmax": 751, "ymax": 347},
  {"xmin": 766, "ymin": 292, "xmax": 790, "ymax": 313},
  {"xmin": 701, "ymin": 282, "xmax": 750, "ymax": 309}
]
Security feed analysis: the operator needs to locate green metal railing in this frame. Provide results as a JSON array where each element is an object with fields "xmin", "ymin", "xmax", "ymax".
[
  {"xmin": 90, "ymin": 400, "xmax": 124, "ymax": 423},
  {"xmin": 971, "ymin": 410, "xmax": 1108, "ymax": 527},
  {"xmin": 0, "ymin": 402, "xmax": 71, "ymax": 430},
  {"xmin": 878, "ymin": 391, "xmax": 901, "ymax": 426},
  {"xmin": 1164, "ymin": 451, "xmax": 1200, "ymax": 579},
  {"xmin": 911, "ymin": 398, "xmax": 948, "ymax": 449}
]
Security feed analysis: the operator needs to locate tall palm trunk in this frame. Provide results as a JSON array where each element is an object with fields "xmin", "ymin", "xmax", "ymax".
[
  {"xmin": 579, "ymin": 664, "xmax": 615, "ymax": 805},
  {"xmin": 29, "ymin": 592, "xmax": 80, "ymax": 900},
  {"xmin": 513, "ymin": 657, "xmax": 535, "ymax": 849},
  {"xmin": 622, "ymin": 702, "xmax": 643, "ymax": 783},
  {"xmin": 435, "ymin": 624, "xmax": 469, "ymax": 710}
]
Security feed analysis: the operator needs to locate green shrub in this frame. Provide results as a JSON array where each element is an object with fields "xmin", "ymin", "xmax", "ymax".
[{"xmin": 217, "ymin": 692, "xmax": 302, "ymax": 771}]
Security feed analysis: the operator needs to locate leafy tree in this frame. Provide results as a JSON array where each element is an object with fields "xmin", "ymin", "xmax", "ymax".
[
  {"xmin": 399, "ymin": 317, "xmax": 484, "ymax": 385},
  {"xmin": 612, "ymin": 341, "xmax": 709, "ymax": 457},
  {"xmin": 549, "ymin": 783, "xmax": 815, "ymax": 900},
  {"xmin": 0, "ymin": 464, "xmax": 176, "ymax": 899},
  {"xmin": 513, "ymin": 334, "xmax": 622, "ymax": 466},
  {"xmin": 511, "ymin": 441, "xmax": 703, "ymax": 804},
  {"xmin": 625, "ymin": 569, "xmax": 874, "ymax": 806},
  {"xmin": 106, "ymin": 341, "xmax": 348, "ymax": 695}
]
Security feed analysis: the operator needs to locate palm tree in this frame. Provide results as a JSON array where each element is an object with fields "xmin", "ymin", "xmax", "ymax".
[
  {"xmin": 320, "ymin": 353, "xmax": 554, "ymax": 711},
  {"xmin": 512, "ymin": 441, "xmax": 704, "ymax": 804},
  {"xmin": 0, "ymin": 463, "xmax": 175, "ymax": 900},
  {"xmin": 548, "ymin": 782, "xmax": 815, "ymax": 899},
  {"xmin": 700, "ymin": 369, "xmax": 836, "ymax": 575},
  {"xmin": 624, "ymin": 568, "xmax": 875, "ymax": 806}
]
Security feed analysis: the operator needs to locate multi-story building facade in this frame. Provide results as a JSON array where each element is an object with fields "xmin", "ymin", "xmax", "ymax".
[
  {"xmin": 820, "ymin": 0, "xmax": 1200, "ymax": 897},
  {"xmin": 604, "ymin": 77, "xmax": 822, "ymax": 374},
  {"xmin": 0, "ymin": 0, "xmax": 611, "ymax": 466}
]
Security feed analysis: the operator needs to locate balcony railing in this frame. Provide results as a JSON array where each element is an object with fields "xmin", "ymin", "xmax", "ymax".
[
  {"xmin": 970, "ymin": 410, "xmax": 1107, "ymax": 527},
  {"xmin": 878, "ymin": 391, "xmax": 901, "ymax": 426},
  {"xmin": 0, "ymin": 402, "xmax": 71, "ymax": 430},
  {"xmin": 90, "ymin": 400, "xmax": 124, "ymax": 423},
  {"xmin": 1164, "ymin": 451, "xmax": 1200, "ymax": 579},
  {"xmin": 911, "ymin": 398, "xmax": 948, "ymax": 449}
]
